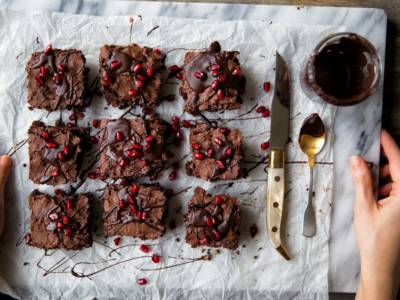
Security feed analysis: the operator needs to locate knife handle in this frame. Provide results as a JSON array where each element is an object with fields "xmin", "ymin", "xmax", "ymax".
[{"xmin": 266, "ymin": 149, "xmax": 290, "ymax": 260}]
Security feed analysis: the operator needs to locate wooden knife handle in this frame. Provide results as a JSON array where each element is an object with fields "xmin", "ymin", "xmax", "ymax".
[{"xmin": 266, "ymin": 149, "xmax": 290, "ymax": 260}]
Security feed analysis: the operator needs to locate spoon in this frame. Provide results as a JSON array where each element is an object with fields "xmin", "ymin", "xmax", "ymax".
[{"xmin": 298, "ymin": 113, "xmax": 326, "ymax": 237}]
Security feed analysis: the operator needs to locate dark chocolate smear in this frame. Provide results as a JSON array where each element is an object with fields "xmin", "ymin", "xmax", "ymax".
[{"xmin": 299, "ymin": 113, "xmax": 325, "ymax": 139}]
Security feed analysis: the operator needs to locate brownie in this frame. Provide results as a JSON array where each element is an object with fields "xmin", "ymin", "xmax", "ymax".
[
  {"xmin": 103, "ymin": 183, "xmax": 167, "ymax": 239},
  {"xmin": 26, "ymin": 45, "xmax": 88, "ymax": 111},
  {"xmin": 186, "ymin": 123, "xmax": 245, "ymax": 181},
  {"xmin": 98, "ymin": 117, "xmax": 168, "ymax": 179},
  {"xmin": 28, "ymin": 190, "xmax": 92, "ymax": 250},
  {"xmin": 179, "ymin": 41, "xmax": 246, "ymax": 115},
  {"xmin": 28, "ymin": 121, "xmax": 89, "ymax": 185},
  {"xmin": 184, "ymin": 187, "xmax": 240, "ymax": 250},
  {"xmin": 99, "ymin": 44, "xmax": 166, "ymax": 109}
]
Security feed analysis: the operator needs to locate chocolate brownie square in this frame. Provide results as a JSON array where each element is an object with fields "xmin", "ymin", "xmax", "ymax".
[
  {"xmin": 28, "ymin": 190, "xmax": 92, "ymax": 250},
  {"xmin": 184, "ymin": 187, "xmax": 240, "ymax": 250},
  {"xmin": 28, "ymin": 121, "xmax": 89, "ymax": 185},
  {"xmin": 26, "ymin": 45, "xmax": 88, "ymax": 111},
  {"xmin": 179, "ymin": 41, "xmax": 246, "ymax": 115},
  {"xmin": 103, "ymin": 183, "xmax": 167, "ymax": 239},
  {"xmin": 98, "ymin": 117, "xmax": 168, "ymax": 179},
  {"xmin": 99, "ymin": 44, "xmax": 165, "ymax": 109},
  {"xmin": 186, "ymin": 123, "xmax": 245, "ymax": 181}
]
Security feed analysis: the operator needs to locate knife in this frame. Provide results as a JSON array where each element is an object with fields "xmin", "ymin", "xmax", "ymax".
[{"xmin": 266, "ymin": 53, "xmax": 290, "ymax": 260}]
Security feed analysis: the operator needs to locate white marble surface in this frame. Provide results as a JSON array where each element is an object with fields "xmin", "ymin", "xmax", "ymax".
[{"xmin": 0, "ymin": 0, "xmax": 387, "ymax": 294}]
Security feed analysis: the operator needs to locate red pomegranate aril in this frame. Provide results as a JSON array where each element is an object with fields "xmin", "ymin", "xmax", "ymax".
[
  {"xmin": 132, "ymin": 143, "xmax": 142, "ymax": 151},
  {"xmin": 46, "ymin": 141, "xmax": 57, "ymax": 149},
  {"xmin": 225, "ymin": 147, "xmax": 232, "ymax": 157},
  {"xmin": 137, "ymin": 278, "xmax": 148, "ymax": 286},
  {"xmin": 154, "ymin": 48, "xmax": 162, "ymax": 55},
  {"xmin": 24, "ymin": 233, "xmax": 32, "ymax": 244},
  {"xmin": 103, "ymin": 75, "xmax": 113, "ymax": 86},
  {"xmin": 263, "ymin": 82, "xmax": 271, "ymax": 93},
  {"xmin": 126, "ymin": 150, "xmax": 141, "ymax": 159},
  {"xmin": 135, "ymin": 80, "xmax": 144, "ymax": 88},
  {"xmin": 62, "ymin": 216, "xmax": 69, "ymax": 225},
  {"xmin": 262, "ymin": 109, "xmax": 270, "ymax": 118},
  {"xmin": 130, "ymin": 184, "xmax": 139, "ymax": 194},
  {"xmin": 172, "ymin": 116, "xmax": 180, "ymax": 125},
  {"xmin": 191, "ymin": 143, "xmax": 201, "ymax": 150},
  {"xmin": 211, "ymin": 80, "xmax": 219, "ymax": 91},
  {"xmin": 56, "ymin": 63, "xmax": 66, "ymax": 73},
  {"xmin": 215, "ymin": 195, "xmax": 223, "ymax": 205},
  {"xmin": 146, "ymin": 67, "xmax": 154, "ymax": 77},
  {"xmin": 169, "ymin": 65, "xmax": 181, "ymax": 73},
  {"xmin": 145, "ymin": 135, "xmax": 154, "ymax": 143},
  {"xmin": 90, "ymin": 136, "xmax": 99, "ymax": 144},
  {"xmin": 133, "ymin": 63, "xmax": 143, "ymax": 73},
  {"xmin": 194, "ymin": 152, "xmax": 205, "ymax": 160},
  {"xmin": 44, "ymin": 44, "xmax": 53, "ymax": 55},
  {"xmin": 66, "ymin": 199, "xmax": 73, "ymax": 210},
  {"xmin": 130, "ymin": 204, "xmax": 137, "ymax": 214},
  {"xmin": 69, "ymin": 112, "xmax": 76, "ymax": 121},
  {"xmin": 137, "ymin": 74, "xmax": 147, "ymax": 82},
  {"xmin": 219, "ymin": 127, "xmax": 230, "ymax": 135},
  {"xmin": 194, "ymin": 71, "xmax": 206, "ymax": 80},
  {"xmin": 39, "ymin": 66, "xmax": 48, "ymax": 77},
  {"xmin": 57, "ymin": 151, "xmax": 66, "ymax": 161},
  {"xmin": 211, "ymin": 64, "xmax": 220, "ymax": 71},
  {"xmin": 217, "ymin": 89, "xmax": 225, "ymax": 100},
  {"xmin": 175, "ymin": 72, "xmax": 183, "ymax": 80},
  {"xmin": 232, "ymin": 67, "xmax": 241, "ymax": 77},
  {"xmin": 56, "ymin": 221, "xmax": 64, "ymax": 229},
  {"xmin": 119, "ymin": 159, "xmax": 128, "ymax": 168},
  {"xmin": 54, "ymin": 189, "xmax": 64, "ymax": 196},
  {"xmin": 260, "ymin": 141, "xmax": 270, "ymax": 150},
  {"xmin": 140, "ymin": 244, "xmax": 150, "ymax": 253},
  {"xmin": 219, "ymin": 73, "xmax": 226, "ymax": 83},
  {"xmin": 92, "ymin": 119, "xmax": 100, "ymax": 128},
  {"xmin": 144, "ymin": 143, "xmax": 152, "ymax": 152},
  {"xmin": 206, "ymin": 216, "xmax": 214, "ymax": 227},
  {"xmin": 214, "ymin": 137, "xmax": 224, "ymax": 147},
  {"xmin": 213, "ymin": 229, "xmax": 222, "ymax": 240},
  {"xmin": 151, "ymin": 254, "xmax": 161, "ymax": 264},
  {"xmin": 176, "ymin": 130, "xmax": 184, "ymax": 141},
  {"xmin": 49, "ymin": 213, "xmax": 58, "ymax": 221},
  {"xmin": 168, "ymin": 171, "xmax": 177, "ymax": 181},
  {"xmin": 142, "ymin": 211, "xmax": 148, "ymax": 220},
  {"xmin": 65, "ymin": 228, "xmax": 72, "ymax": 237},
  {"xmin": 182, "ymin": 120, "xmax": 191, "ymax": 128},
  {"xmin": 207, "ymin": 148, "xmax": 214, "ymax": 158},
  {"xmin": 110, "ymin": 60, "xmax": 122, "ymax": 69},
  {"xmin": 215, "ymin": 160, "xmax": 225, "ymax": 169},
  {"xmin": 119, "ymin": 200, "xmax": 125, "ymax": 209},
  {"xmin": 115, "ymin": 131, "xmax": 124, "ymax": 141},
  {"xmin": 35, "ymin": 75, "xmax": 44, "ymax": 85},
  {"xmin": 129, "ymin": 88, "xmax": 138, "ymax": 97},
  {"xmin": 41, "ymin": 131, "xmax": 50, "ymax": 140},
  {"xmin": 114, "ymin": 237, "xmax": 121, "ymax": 246},
  {"xmin": 88, "ymin": 172, "xmax": 97, "ymax": 179},
  {"xmin": 256, "ymin": 106, "xmax": 267, "ymax": 113},
  {"xmin": 128, "ymin": 195, "xmax": 135, "ymax": 205},
  {"xmin": 199, "ymin": 237, "xmax": 208, "ymax": 245},
  {"xmin": 53, "ymin": 74, "xmax": 62, "ymax": 84},
  {"xmin": 212, "ymin": 70, "xmax": 219, "ymax": 77},
  {"xmin": 63, "ymin": 145, "xmax": 70, "ymax": 155}
]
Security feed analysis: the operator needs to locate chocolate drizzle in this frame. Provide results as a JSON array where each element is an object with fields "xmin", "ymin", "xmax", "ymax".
[{"xmin": 299, "ymin": 113, "xmax": 325, "ymax": 138}]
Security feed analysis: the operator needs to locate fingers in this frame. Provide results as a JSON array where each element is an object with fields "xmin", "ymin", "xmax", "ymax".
[
  {"xmin": 350, "ymin": 156, "xmax": 376, "ymax": 213},
  {"xmin": 379, "ymin": 182, "xmax": 392, "ymax": 197},
  {"xmin": 381, "ymin": 129, "xmax": 400, "ymax": 182},
  {"xmin": 0, "ymin": 156, "xmax": 12, "ymax": 185}
]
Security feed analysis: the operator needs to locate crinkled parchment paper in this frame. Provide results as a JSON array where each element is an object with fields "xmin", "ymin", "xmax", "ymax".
[{"xmin": 0, "ymin": 10, "xmax": 341, "ymax": 299}]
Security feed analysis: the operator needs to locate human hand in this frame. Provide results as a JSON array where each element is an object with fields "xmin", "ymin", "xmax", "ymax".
[
  {"xmin": 0, "ymin": 155, "xmax": 12, "ymax": 238},
  {"xmin": 350, "ymin": 130, "xmax": 400, "ymax": 300}
]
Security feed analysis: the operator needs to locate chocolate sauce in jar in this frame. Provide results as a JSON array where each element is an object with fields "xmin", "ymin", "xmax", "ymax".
[{"xmin": 303, "ymin": 33, "xmax": 380, "ymax": 106}]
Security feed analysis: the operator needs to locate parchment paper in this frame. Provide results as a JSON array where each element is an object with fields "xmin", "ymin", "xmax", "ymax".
[{"xmin": 0, "ymin": 10, "xmax": 341, "ymax": 299}]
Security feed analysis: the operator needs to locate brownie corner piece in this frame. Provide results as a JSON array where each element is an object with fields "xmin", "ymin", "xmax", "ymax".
[
  {"xmin": 184, "ymin": 186, "xmax": 240, "ymax": 250},
  {"xmin": 185, "ymin": 123, "xmax": 244, "ymax": 181},
  {"xmin": 179, "ymin": 41, "xmax": 246, "ymax": 115},
  {"xmin": 103, "ymin": 183, "xmax": 167, "ymax": 239},
  {"xmin": 98, "ymin": 116, "xmax": 168, "ymax": 179},
  {"xmin": 25, "ymin": 45, "xmax": 88, "ymax": 111},
  {"xmin": 28, "ymin": 121, "xmax": 88, "ymax": 185},
  {"xmin": 99, "ymin": 44, "xmax": 165, "ymax": 109},
  {"xmin": 28, "ymin": 190, "xmax": 92, "ymax": 250}
]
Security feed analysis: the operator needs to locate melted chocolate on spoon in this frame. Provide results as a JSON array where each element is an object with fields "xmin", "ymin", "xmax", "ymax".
[{"xmin": 299, "ymin": 113, "xmax": 325, "ymax": 139}]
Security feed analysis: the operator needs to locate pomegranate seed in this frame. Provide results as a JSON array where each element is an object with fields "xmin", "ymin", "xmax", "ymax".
[
  {"xmin": 211, "ymin": 80, "xmax": 219, "ymax": 91},
  {"xmin": 49, "ymin": 213, "xmax": 58, "ymax": 221},
  {"xmin": 41, "ymin": 131, "xmax": 50, "ymax": 140},
  {"xmin": 56, "ymin": 63, "xmax": 66, "ymax": 73},
  {"xmin": 145, "ymin": 135, "xmax": 154, "ymax": 143},
  {"xmin": 168, "ymin": 171, "xmax": 177, "ymax": 180},
  {"xmin": 140, "ymin": 244, "xmax": 150, "ymax": 253},
  {"xmin": 57, "ymin": 151, "xmax": 65, "ymax": 161},
  {"xmin": 172, "ymin": 115, "xmax": 179, "ymax": 124},
  {"xmin": 133, "ymin": 63, "xmax": 143, "ymax": 73},
  {"xmin": 130, "ymin": 204, "xmax": 137, "ymax": 214},
  {"xmin": 119, "ymin": 159, "xmax": 128, "ymax": 168},
  {"xmin": 213, "ymin": 137, "xmax": 224, "ymax": 147},
  {"xmin": 111, "ymin": 60, "xmax": 122, "ymax": 69},
  {"xmin": 53, "ymin": 74, "xmax": 62, "ymax": 84},
  {"xmin": 176, "ymin": 131, "xmax": 184, "ymax": 141},
  {"xmin": 151, "ymin": 254, "xmax": 161, "ymax": 263},
  {"xmin": 56, "ymin": 221, "xmax": 64, "ymax": 229},
  {"xmin": 262, "ymin": 109, "xmax": 270, "ymax": 118},
  {"xmin": 215, "ymin": 160, "xmax": 225, "ymax": 169},
  {"xmin": 219, "ymin": 127, "xmax": 230, "ymax": 135},
  {"xmin": 260, "ymin": 141, "xmax": 270, "ymax": 150},
  {"xmin": 211, "ymin": 64, "xmax": 220, "ymax": 71},
  {"xmin": 175, "ymin": 72, "xmax": 183, "ymax": 80},
  {"xmin": 137, "ymin": 74, "xmax": 147, "ymax": 82},
  {"xmin": 130, "ymin": 184, "xmax": 139, "ymax": 194},
  {"xmin": 119, "ymin": 200, "xmax": 125, "ymax": 209},
  {"xmin": 263, "ymin": 82, "xmax": 271, "ymax": 93},
  {"xmin": 126, "ymin": 150, "xmax": 142, "ymax": 159},
  {"xmin": 194, "ymin": 71, "xmax": 206, "ymax": 80},
  {"xmin": 213, "ymin": 229, "xmax": 222, "ymax": 240},
  {"xmin": 24, "ymin": 233, "xmax": 32, "ymax": 244},
  {"xmin": 103, "ymin": 75, "xmax": 113, "ymax": 86},
  {"xmin": 232, "ymin": 67, "xmax": 241, "ymax": 77},
  {"xmin": 35, "ymin": 75, "xmax": 44, "ymax": 85},
  {"xmin": 135, "ymin": 80, "xmax": 144, "ymax": 88},
  {"xmin": 65, "ymin": 228, "xmax": 72, "ymax": 237},
  {"xmin": 142, "ymin": 211, "xmax": 148, "ymax": 220},
  {"xmin": 120, "ymin": 178, "xmax": 128, "ymax": 186},
  {"xmin": 66, "ymin": 199, "xmax": 73, "ymax": 210},
  {"xmin": 199, "ymin": 237, "xmax": 208, "ymax": 245},
  {"xmin": 191, "ymin": 143, "xmax": 201, "ymax": 150},
  {"xmin": 92, "ymin": 119, "xmax": 100, "ymax": 128},
  {"xmin": 69, "ymin": 112, "xmax": 76, "ymax": 121},
  {"xmin": 219, "ymin": 73, "xmax": 226, "ymax": 83},
  {"xmin": 212, "ymin": 70, "xmax": 219, "ymax": 76},
  {"xmin": 206, "ymin": 216, "xmax": 214, "ymax": 227},
  {"xmin": 256, "ymin": 106, "xmax": 267, "ymax": 113},
  {"xmin": 111, "ymin": 237, "xmax": 120, "ymax": 247},
  {"xmin": 137, "ymin": 278, "xmax": 148, "ymax": 285},
  {"xmin": 144, "ymin": 143, "xmax": 152, "ymax": 152},
  {"xmin": 39, "ymin": 66, "xmax": 48, "ymax": 77},
  {"xmin": 182, "ymin": 120, "xmax": 191, "ymax": 128},
  {"xmin": 63, "ymin": 145, "xmax": 70, "ymax": 155},
  {"xmin": 194, "ymin": 153, "xmax": 205, "ymax": 160},
  {"xmin": 115, "ymin": 131, "xmax": 123, "ymax": 141},
  {"xmin": 146, "ymin": 67, "xmax": 154, "ymax": 77},
  {"xmin": 46, "ymin": 141, "xmax": 57, "ymax": 149},
  {"xmin": 54, "ymin": 189, "xmax": 64, "ymax": 196},
  {"xmin": 225, "ymin": 147, "xmax": 232, "ymax": 157},
  {"xmin": 132, "ymin": 143, "xmax": 142, "ymax": 151},
  {"xmin": 207, "ymin": 148, "xmax": 214, "ymax": 158},
  {"xmin": 215, "ymin": 195, "xmax": 223, "ymax": 205},
  {"xmin": 169, "ymin": 65, "xmax": 181, "ymax": 73},
  {"xmin": 217, "ymin": 89, "xmax": 225, "ymax": 100},
  {"xmin": 154, "ymin": 48, "xmax": 161, "ymax": 55},
  {"xmin": 88, "ymin": 172, "xmax": 97, "ymax": 179},
  {"xmin": 129, "ymin": 88, "xmax": 138, "ymax": 97},
  {"xmin": 62, "ymin": 216, "xmax": 69, "ymax": 225},
  {"xmin": 90, "ymin": 136, "xmax": 98, "ymax": 144},
  {"xmin": 44, "ymin": 44, "xmax": 53, "ymax": 55}
]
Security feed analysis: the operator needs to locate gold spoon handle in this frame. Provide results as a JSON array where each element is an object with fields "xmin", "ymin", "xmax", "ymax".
[{"xmin": 303, "ymin": 166, "xmax": 316, "ymax": 237}]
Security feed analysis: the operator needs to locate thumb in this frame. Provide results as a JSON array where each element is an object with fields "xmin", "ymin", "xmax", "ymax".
[
  {"xmin": 0, "ymin": 155, "xmax": 12, "ymax": 186},
  {"xmin": 349, "ymin": 156, "xmax": 376, "ymax": 213}
]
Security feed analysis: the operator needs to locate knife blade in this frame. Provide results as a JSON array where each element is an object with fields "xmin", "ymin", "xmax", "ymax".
[{"xmin": 266, "ymin": 52, "xmax": 290, "ymax": 260}]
